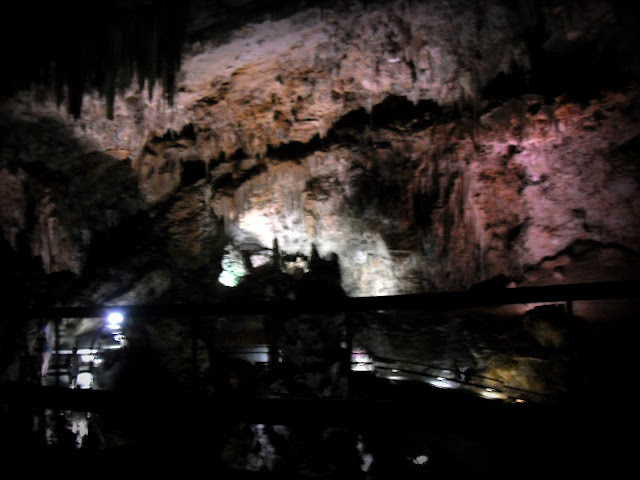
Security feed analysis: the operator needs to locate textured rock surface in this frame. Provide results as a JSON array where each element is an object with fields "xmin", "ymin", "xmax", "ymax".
[
  {"xmin": 2, "ymin": 0, "xmax": 638, "ymax": 300},
  {"xmin": 1, "ymin": 1, "xmax": 639, "ymax": 474},
  {"xmin": 2, "ymin": 0, "xmax": 639, "ymax": 395}
]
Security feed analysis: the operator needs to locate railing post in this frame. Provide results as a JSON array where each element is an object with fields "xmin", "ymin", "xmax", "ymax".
[
  {"xmin": 54, "ymin": 318, "xmax": 60, "ymax": 388},
  {"xmin": 191, "ymin": 318, "xmax": 198, "ymax": 397},
  {"xmin": 346, "ymin": 312, "xmax": 352, "ymax": 400},
  {"xmin": 566, "ymin": 300, "xmax": 576, "ymax": 400}
]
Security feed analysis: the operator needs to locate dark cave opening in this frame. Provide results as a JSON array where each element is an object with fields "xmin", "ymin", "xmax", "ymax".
[
  {"xmin": 180, "ymin": 159, "xmax": 207, "ymax": 186},
  {"xmin": 82, "ymin": 211, "xmax": 158, "ymax": 278},
  {"xmin": 370, "ymin": 96, "xmax": 442, "ymax": 131},
  {"xmin": 330, "ymin": 107, "xmax": 370, "ymax": 135},
  {"xmin": 482, "ymin": 63, "xmax": 530, "ymax": 104},
  {"xmin": 266, "ymin": 135, "xmax": 324, "ymax": 161},
  {"xmin": 328, "ymin": 97, "xmax": 445, "ymax": 139}
]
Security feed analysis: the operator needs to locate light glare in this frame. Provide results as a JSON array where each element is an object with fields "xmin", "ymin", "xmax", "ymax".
[
  {"xmin": 428, "ymin": 377, "xmax": 457, "ymax": 389},
  {"xmin": 107, "ymin": 312, "xmax": 124, "ymax": 324},
  {"xmin": 480, "ymin": 389, "xmax": 506, "ymax": 400},
  {"xmin": 76, "ymin": 372, "xmax": 93, "ymax": 389},
  {"xmin": 218, "ymin": 270, "xmax": 238, "ymax": 287}
]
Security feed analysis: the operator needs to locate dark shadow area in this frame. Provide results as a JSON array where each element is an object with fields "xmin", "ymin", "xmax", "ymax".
[
  {"xmin": 0, "ymin": 117, "xmax": 160, "ymax": 309},
  {"xmin": 518, "ymin": 0, "xmax": 639, "ymax": 104},
  {"xmin": 266, "ymin": 136, "xmax": 323, "ymax": 161},
  {"xmin": 181, "ymin": 159, "xmax": 207, "ymax": 186},
  {"xmin": 0, "ymin": 0, "xmax": 190, "ymax": 118},
  {"xmin": 1, "ymin": 279, "xmax": 638, "ymax": 478},
  {"xmin": 482, "ymin": 61, "xmax": 530, "ymax": 105},
  {"xmin": 371, "ymin": 96, "xmax": 443, "ymax": 131},
  {"xmin": 330, "ymin": 107, "xmax": 370, "ymax": 134},
  {"xmin": 82, "ymin": 210, "xmax": 157, "ymax": 275}
]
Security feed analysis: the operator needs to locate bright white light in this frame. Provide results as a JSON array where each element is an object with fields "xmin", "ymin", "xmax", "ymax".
[
  {"xmin": 391, "ymin": 369, "xmax": 399, "ymax": 373},
  {"xmin": 76, "ymin": 372, "xmax": 93, "ymax": 389},
  {"xmin": 237, "ymin": 211, "xmax": 275, "ymax": 249},
  {"xmin": 351, "ymin": 351, "xmax": 373, "ymax": 371},
  {"xmin": 106, "ymin": 323, "xmax": 121, "ymax": 330},
  {"xmin": 218, "ymin": 269, "xmax": 238, "ymax": 287},
  {"xmin": 352, "ymin": 363, "xmax": 373, "ymax": 372},
  {"xmin": 428, "ymin": 377, "xmax": 457, "ymax": 389},
  {"xmin": 107, "ymin": 312, "xmax": 124, "ymax": 325},
  {"xmin": 480, "ymin": 389, "xmax": 506, "ymax": 400},
  {"xmin": 351, "ymin": 350, "xmax": 374, "ymax": 371},
  {"xmin": 351, "ymin": 352, "xmax": 372, "ymax": 363},
  {"xmin": 412, "ymin": 455, "xmax": 429, "ymax": 465},
  {"xmin": 218, "ymin": 244, "xmax": 247, "ymax": 287},
  {"xmin": 80, "ymin": 354, "xmax": 95, "ymax": 363}
]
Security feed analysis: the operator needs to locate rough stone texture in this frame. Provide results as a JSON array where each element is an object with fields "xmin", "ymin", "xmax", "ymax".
[
  {"xmin": 2, "ymin": 0, "xmax": 638, "ymax": 299},
  {"xmin": 1, "ymin": 1, "xmax": 639, "ymax": 475},
  {"xmin": 203, "ymin": 88, "xmax": 640, "ymax": 295},
  {"xmin": 1, "ymin": 0, "xmax": 639, "ymax": 397},
  {"xmin": 353, "ymin": 304, "xmax": 572, "ymax": 402},
  {"xmin": 184, "ymin": 1, "xmax": 530, "ymax": 157}
]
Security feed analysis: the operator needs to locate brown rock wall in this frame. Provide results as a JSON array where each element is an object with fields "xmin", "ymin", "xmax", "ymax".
[{"xmin": 0, "ymin": 0, "xmax": 638, "ymax": 298}]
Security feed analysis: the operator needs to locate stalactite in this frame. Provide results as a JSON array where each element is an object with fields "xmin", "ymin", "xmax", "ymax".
[
  {"xmin": 212, "ymin": 158, "xmax": 311, "ymax": 229},
  {"xmin": 105, "ymin": 70, "xmax": 117, "ymax": 121},
  {"xmin": 1, "ymin": 0, "xmax": 189, "ymax": 119},
  {"xmin": 54, "ymin": 70, "xmax": 66, "ymax": 110}
]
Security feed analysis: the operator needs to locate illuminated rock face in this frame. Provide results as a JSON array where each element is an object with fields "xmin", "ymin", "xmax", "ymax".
[
  {"xmin": 0, "ymin": 3, "xmax": 638, "ymax": 473},
  {"xmin": 0, "ymin": 0, "xmax": 639, "ymax": 301}
]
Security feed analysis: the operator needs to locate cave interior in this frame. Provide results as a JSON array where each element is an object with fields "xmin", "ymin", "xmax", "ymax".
[{"xmin": 1, "ymin": 0, "xmax": 639, "ymax": 477}]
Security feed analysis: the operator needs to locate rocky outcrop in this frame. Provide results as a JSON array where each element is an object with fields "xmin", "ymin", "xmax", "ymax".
[
  {"xmin": 0, "ymin": 0, "xmax": 638, "ymax": 400},
  {"xmin": 2, "ymin": 0, "xmax": 638, "ymax": 300},
  {"xmin": 201, "ymin": 87, "xmax": 640, "ymax": 295},
  {"xmin": 1, "ymin": 2, "xmax": 638, "ymax": 476}
]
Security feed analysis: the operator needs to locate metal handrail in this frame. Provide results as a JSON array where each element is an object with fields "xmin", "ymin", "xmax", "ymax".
[
  {"xmin": 10, "ymin": 279, "xmax": 639, "ymax": 319},
  {"xmin": 3, "ymin": 279, "xmax": 638, "ymax": 418}
]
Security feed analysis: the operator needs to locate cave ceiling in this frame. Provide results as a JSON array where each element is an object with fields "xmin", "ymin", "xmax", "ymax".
[{"xmin": 1, "ymin": 0, "xmax": 639, "ymax": 306}]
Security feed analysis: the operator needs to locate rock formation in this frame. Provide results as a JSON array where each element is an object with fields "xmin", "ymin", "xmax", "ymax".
[
  {"xmin": 2, "ymin": 0, "xmax": 638, "ymax": 302},
  {"xmin": 1, "ymin": 0, "xmax": 639, "ymax": 476}
]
